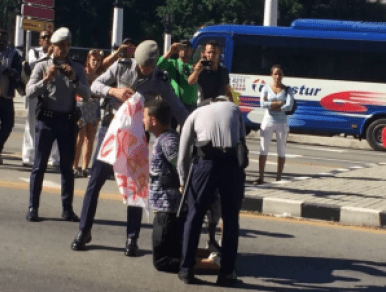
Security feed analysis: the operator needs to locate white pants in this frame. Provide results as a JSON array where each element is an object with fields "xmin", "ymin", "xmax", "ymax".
[
  {"xmin": 22, "ymin": 97, "xmax": 60, "ymax": 165},
  {"xmin": 259, "ymin": 122, "xmax": 289, "ymax": 157}
]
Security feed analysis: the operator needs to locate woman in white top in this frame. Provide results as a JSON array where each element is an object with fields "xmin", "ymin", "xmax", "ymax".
[{"xmin": 254, "ymin": 65, "xmax": 294, "ymax": 185}]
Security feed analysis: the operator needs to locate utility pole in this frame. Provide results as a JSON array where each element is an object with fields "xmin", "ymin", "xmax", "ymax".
[
  {"xmin": 163, "ymin": 13, "xmax": 173, "ymax": 55},
  {"xmin": 263, "ymin": 0, "xmax": 278, "ymax": 27},
  {"xmin": 14, "ymin": 0, "xmax": 24, "ymax": 53},
  {"xmin": 111, "ymin": 0, "xmax": 123, "ymax": 51}
]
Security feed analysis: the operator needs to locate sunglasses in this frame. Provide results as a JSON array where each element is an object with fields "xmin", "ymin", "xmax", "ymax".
[
  {"xmin": 40, "ymin": 35, "xmax": 51, "ymax": 39},
  {"xmin": 88, "ymin": 49, "xmax": 104, "ymax": 57}
]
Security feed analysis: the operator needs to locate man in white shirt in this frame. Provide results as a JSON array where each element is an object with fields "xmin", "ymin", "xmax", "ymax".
[{"xmin": 22, "ymin": 30, "xmax": 60, "ymax": 167}]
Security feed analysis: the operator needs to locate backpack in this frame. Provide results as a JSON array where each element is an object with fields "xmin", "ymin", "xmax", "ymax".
[{"xmin": 284, "ymin": 86, "xmax": 297, "ymax": 115}]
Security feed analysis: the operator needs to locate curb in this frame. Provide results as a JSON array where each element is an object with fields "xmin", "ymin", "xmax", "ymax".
[{"xmin": 241, "ymin": 162, "xmax": 386, "ymax": 228}]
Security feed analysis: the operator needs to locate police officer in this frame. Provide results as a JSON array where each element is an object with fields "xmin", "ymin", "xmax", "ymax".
[
  {"xmin": 25, "ymin": 27, "xmax": 91, "ymax": 222},
  {"xmin": 71, "ymin": 40, "xmax": 189, "ymax": 256},
  {"xmin": 177, "ymin": 96, "xmax": 246, "ymax": 286}
]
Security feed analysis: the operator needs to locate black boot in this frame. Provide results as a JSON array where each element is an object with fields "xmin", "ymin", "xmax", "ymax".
[
  {"xmin": 216, "ymin": 271, "xmax": 238, "ymax": 287},
  {"xmin": 26, "ymin": 207, "xmax": 39, "ymax": 222},
  {"xmin": 71, "ymin": 230, "xmax": 92, "ymax": 251},
  {"xmin": 124, "ymin": 237, "xmax": 138, "ymax": 257},
  {"xmin": 62, "ymin": 210, "xmax": 80, "ymax": 222}
]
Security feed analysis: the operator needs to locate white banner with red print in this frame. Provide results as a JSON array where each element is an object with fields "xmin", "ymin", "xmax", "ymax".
[{"xmin": 97, "ymin": 92, "xmax": 149, "ymax": 211}]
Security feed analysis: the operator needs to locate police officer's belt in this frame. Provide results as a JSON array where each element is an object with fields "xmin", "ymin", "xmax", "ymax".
[
  {"xmin": 196, "ymin": 141, "xmax": 237, "ymax": 159},
  {"xmin": 149, "ymin": 174, "xmax": 180, "ymax": 188},
  {"xmin": 37, "ymin": 109, "xmax": 76, "ymax": 120}
]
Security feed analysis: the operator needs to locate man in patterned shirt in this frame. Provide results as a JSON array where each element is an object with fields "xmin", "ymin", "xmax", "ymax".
[{"xmin": 145, "ymin": 99, "xmax": 220, "ymax": 273}]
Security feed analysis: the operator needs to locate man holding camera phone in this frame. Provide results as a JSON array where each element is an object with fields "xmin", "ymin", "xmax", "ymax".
[
  {"xmin": 25, "ymin": 27, "xmax": 90, "ymax": 222},
  {"xmin": 157, "ymin": 40, "xmax": 198, "ymax": 129},
  {"xmin": 188, "ymin": 40, "xmax": 233, "ymax": 102}
]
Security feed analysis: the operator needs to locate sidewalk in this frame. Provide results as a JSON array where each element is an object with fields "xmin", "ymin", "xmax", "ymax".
[{"xmin": 242, "ymin": 162, "xmax": 386, "ymax": 227}]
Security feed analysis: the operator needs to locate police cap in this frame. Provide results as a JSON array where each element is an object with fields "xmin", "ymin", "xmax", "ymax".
[
  {"xmin": 134, "ymin": 40, "xmax": 159, "ymax": 67},
  {"xmin": 51, "ymin": 27, "xmax": 72, "ymax": 44}
]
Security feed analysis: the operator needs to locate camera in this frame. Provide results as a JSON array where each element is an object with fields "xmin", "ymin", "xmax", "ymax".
[
  {"xmin": 55, "ymin": 65, "xmax": 72, "ymax": 78},
  {"xmin": 201, "ymin": 60, "xmax": 212, "ymax": 71}
]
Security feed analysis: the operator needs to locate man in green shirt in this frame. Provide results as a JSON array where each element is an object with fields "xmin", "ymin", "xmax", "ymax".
[{"xmin": 157, "ymin": 40, "xmax": 198, "ymax": 129}]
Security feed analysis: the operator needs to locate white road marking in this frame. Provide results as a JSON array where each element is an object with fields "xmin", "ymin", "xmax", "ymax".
[
  {"xmin": 249, "ymin": 151, "xmax": 302, "ymax": 158},
  {"xmin": 19, "ymin": 177, "xmax": 61, "ymax": 188},
  {"xmin": 249, "ymin": 159, "xmax": 276, "ymax": 165},
  {"xmin": 295, "ymin": 145, "xmax": 346, "ymax": 153}
]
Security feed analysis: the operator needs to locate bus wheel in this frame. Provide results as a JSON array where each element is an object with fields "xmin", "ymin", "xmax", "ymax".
[{"xmin": 366, "ymin": 119, "xmax": 386, "ymax": 151}]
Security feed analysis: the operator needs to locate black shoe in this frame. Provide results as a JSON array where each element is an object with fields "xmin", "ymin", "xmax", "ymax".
[
  {"xmin": 71, "ymin": 230, "xmax": 92, "ymax": 251},
  {"xmin": 178, "ymin": 269, "xmax": 195, "ymax": 284},
  {"xmin": 61, "ymin": 210, "xmax": 80, "ymax": 222},
  {"xmin": 124, "ymin": 238, "xmax": 138, "ymax": 257},
  {"xmin": 26, "ymin": 207, "xmax": 39, "ymax": 222},
  {"xmin": 82, "ymin": 169, "xmax": 89, "ymax": 178},
  {"xmin": 216, "ymin": 271, "xmax": 238, "ymax": 287}
]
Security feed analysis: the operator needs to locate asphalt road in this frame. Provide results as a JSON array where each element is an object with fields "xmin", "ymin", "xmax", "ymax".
[
  {"xmin": 1, "ymin": 119, "xmax": 386, "ymax": 291},
  {"xmin": 1, "ymin": 174, "xmax": 386, "ymax": 292}
]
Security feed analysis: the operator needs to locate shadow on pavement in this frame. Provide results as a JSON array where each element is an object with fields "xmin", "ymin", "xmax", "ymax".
[
  {"xmin": 86, "ymin": 245, "xmax": 152, "ymax": 257},
  {"xmin": 239, "ymin": 228, "xmax": 294, "ymax": 239},
  {"xmin": 235, "ymin": 253, "xmax": 386, "ymax": 291},
  {"xmin": 93, "ymin": 219, "xmax": 153, "ymax": 230}
]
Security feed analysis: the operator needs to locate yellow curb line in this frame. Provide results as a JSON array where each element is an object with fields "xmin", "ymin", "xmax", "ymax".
[{"xmin": 0, "ymin": 180, "xmax": 122, "ymax": 202}]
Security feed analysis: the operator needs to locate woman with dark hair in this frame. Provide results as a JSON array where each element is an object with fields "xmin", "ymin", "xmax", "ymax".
[
  {"xmin": 254, "ymin": 65, "xmax": 294, "ymax": 184},
  {"xmin": 73, "ymin": 49, "xmax": 104, "ymax": 177}
]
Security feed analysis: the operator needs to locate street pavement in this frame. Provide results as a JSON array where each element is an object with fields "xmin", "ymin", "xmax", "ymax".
[
  {"xmin": 1, "ymin": 172, "xmax": 386, "ymax": 291},
  {"xmin": 11, "ymin": 95, "xmax": 386, "ymax": 228}
]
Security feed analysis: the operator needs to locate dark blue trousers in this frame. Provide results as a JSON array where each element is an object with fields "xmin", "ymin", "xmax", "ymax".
[
  {"xmin": 180, "ymin": 156, "xmax": 245, "ymax": 274},
  {"xmin": 0, "ymin": 97, "xmax": 14, "ymax": 153},
  {"xmin": 29, "ymin": 117, "xmax": 75, "ymax": 211},
  {"xmin": 79, "ymin": 125, "xmax": 143, "ymax": 238}
]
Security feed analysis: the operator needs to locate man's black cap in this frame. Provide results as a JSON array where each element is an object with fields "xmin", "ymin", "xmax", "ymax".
[{"xmin": 122, "ymin": 37, "xmax": 133, "ymax": 44}]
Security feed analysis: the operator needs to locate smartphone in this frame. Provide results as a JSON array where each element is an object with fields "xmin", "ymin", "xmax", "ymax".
[{"xmin": 201, "ymin": 60, "xmax": 212, "ymax": 70}]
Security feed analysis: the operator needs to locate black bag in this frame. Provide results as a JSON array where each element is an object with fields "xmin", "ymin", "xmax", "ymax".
[
  {"xmin": 284, "ymin": 87, "xmax": 297, "ymax": 115},
  {"xmin": 237, "ymin": 140, "xmax": 249, "ymax": 169}
]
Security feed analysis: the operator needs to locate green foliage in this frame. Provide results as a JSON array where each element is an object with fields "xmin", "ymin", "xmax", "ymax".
[
  {"xmin": 157, "ymin": 0, "xmax": 265, "ymax": 40},
  {"xmin": 3, "ymin": 0, "xmax": 386, "ymax": 49}
]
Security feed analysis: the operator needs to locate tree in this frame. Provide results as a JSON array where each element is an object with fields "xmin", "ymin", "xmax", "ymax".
[{"xmin": 157, "ymin": 0, "xmax": 265, "ymax": 40}]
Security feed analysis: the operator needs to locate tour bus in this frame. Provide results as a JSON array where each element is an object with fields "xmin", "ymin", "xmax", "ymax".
[{"xmin": 189, "ymin": 19, "xmax": 386, "ymax": 151}]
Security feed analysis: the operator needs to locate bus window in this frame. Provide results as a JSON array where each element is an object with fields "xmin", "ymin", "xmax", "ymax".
[
  {"xmin": 294, "ymin": 38, "xmax": 361, "ymax": 81},
  {"xmin": 360, "ymin": 41, "xmax": 386, "ymax": 83},
  {"xmin": 231, "ymin": 35, "xmax": 297, "ymax": 76}
]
